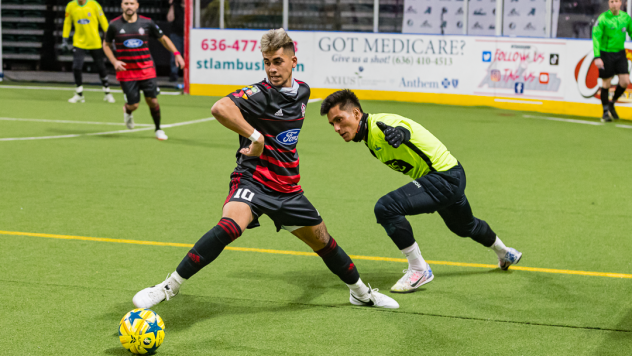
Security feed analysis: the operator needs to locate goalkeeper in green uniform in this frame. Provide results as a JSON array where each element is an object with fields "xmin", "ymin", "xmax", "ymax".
[
  {"xmin": 593, "ymin": 0, "xmax": 631, "ymax": 122},
  {"xmin": 320, "ymin": 90, "xmax": 522, "ymax": 293}
]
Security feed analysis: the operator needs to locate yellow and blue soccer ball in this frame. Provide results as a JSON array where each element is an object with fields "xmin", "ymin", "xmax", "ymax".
[{"xmin": 119, "ymin": 308, "xmax": 165, "ymax": 354}]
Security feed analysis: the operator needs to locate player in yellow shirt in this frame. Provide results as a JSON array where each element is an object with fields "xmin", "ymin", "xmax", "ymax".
[
  {"xmin": 321, "ymin": 90, "xmax": 522, "ymax": 293},
  {"xmin": 62, "ymin": 0, "xmax": 115, "ymax": 103}
]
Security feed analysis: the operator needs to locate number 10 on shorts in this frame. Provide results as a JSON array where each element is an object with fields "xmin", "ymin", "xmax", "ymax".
[{"xmin": 234, "ymin": 188, "xmax": 255, "ymax": 202}]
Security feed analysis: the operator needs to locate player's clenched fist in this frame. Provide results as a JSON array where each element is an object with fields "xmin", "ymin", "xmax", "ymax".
[{"xmin": 376, "ymin": 121, "xmax": 411, "ymax": 148}]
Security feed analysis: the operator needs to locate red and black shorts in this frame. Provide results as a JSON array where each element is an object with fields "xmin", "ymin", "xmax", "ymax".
[
  {"xmin": 224, "ymin": 172, "xmax": 323, "ymax": 232},
  {"xmin": 120, "ymin": 78, "xmax": 160, "ymax": 105}
]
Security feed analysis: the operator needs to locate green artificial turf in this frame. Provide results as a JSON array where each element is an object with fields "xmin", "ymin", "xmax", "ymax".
[{"xmin": 0, "ymin": 85, "xmax": 631, "ymax": 355}]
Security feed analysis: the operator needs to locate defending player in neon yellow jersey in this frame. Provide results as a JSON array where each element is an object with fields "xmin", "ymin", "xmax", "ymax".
[
  {"xmin": 592, "ymin": 0, "xmax": 631, "ymax": 122},
  {"xmin": 321, "ymin": 90, "xmax": 522, "ymax": 293},
  {"xmin": 62, "ymin": 0, "xmax": 114, "ymax": 103}
]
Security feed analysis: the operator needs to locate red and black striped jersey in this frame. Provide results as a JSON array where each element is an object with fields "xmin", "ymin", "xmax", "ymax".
[
  {"xmin": 227, "ymin": 79, "xmax": 310, "ymax": 194},
  {"xmin": 104, "ymin": 15, "xmax": 164, "ymax": 81}
]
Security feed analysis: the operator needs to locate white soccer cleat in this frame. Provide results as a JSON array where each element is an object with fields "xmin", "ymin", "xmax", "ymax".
[
  {"xmin": 155, "ymin": 129, "xmax": 168, "ymax": 141},
  {"xmin": 68, "ymin": 93, "xmax": 85, "ymax": 103},
  {"xmin": 350, "ymin": 285, "xmax": 399, "ymax": 309},
  {"xmin": 390, "ymin": 265, "xmax": 434, "ymax": 293},
  {"xmin": 133, "ymin": 274, "xmax": 180, "ymax": 309},
  {"xmin": 123, "ymin": 108, "xmax": 134, "ymax": 129},
  {"xmin": 499, "ymin": 248, "xmax": 522, "ymax": 270},
  {"xmin": 104, "ymin": 93, "xmax": 116, "ymax": 103}
]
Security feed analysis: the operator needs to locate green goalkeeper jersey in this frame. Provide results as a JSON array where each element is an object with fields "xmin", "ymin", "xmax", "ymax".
[
  {"xmin": 592, "ymin": 10, "xmax": 632, "ymax": 57},
  {"xmin": 365, "ymin": 113, "xmax": 458, "ymax": 179}
]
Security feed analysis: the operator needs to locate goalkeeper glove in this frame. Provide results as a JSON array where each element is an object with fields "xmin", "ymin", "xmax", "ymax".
[
  {"xmin": 376, "ymin": 121, "xmax": 411, "ymax": 148},
  {"xmin": 61, "ymin": 38, "xmax": 72, "ymax": 52}
]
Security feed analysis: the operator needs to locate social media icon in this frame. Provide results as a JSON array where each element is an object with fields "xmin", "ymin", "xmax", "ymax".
[
  {"xmin": 482, "ymin": 51, "xmax": 492, "ymax": 62},
  {"xmin": 514, "ymin": 82, "xmax": 524, "ymax": 94},
  {"xmin": 539, "ymin": 72, "xmax": 549, "ymax": 84}
]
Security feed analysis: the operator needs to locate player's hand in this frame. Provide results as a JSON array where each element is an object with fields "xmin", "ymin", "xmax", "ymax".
[
  {"xmin": 594, "ymin": 58, "xmax": 604, "ymax": 69},
  {"xmin": 376, "ymin": 121, "xmax": 410, "ymax": 148},
  {"xmin": 175, "ymin": 54, "xmax": 185, "ymax": 69},
  {"xmin": 114, "ymin": 60, "xmax": 127, "ymax": 72},
  {"xmin": 61, "ymin": 38, "xmax": 72, "ymax": 52},
  {"xmin": 239, "ymin": 134, "xmax": 265, "ymax": 157}
]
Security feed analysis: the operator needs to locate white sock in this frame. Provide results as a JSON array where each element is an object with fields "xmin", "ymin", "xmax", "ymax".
[
  {"xmin": 490, "ymin": 236, "xmax": 508, "ymax": 258},
  {"xmin": 76, "ymin": 85, "xmax": 83, "ymax": 95},
  {"xmin": 346, "ymin": 278, "xmax": 370, "ymax": 301},
  {"xmin": 169, "ymin": 271, "xmax": 185, "ymax": 286},
  {"xmin": 401, "ymin": 242, "xmax": 427, "ymax": 271},
  {"xmin": 103, "ymin": 86, "xmax": 111, "ymax": 94}
]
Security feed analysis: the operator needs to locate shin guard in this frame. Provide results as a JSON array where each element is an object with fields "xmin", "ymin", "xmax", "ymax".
[
  {"xmin": 176, "ymin": 217, "xmax": 242, "ymax": 279},
  {"xmin": 316, "ymin": 237, "xmax": 360, "ymax": 285}
]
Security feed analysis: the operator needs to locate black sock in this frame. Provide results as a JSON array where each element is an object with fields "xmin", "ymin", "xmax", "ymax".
[
  {"xmin": 73, "ymin": 69, "xmax": 83, "ymax": 93},
  {"xmin": 380, "ymin": 217, "xmax": 416, "ymax": 250},
  {"xmin": 316, "ymin": 237, "xmax": 360, "ymax": 285},
  {"xmin": 150, "ymin": 104, "xmax": 161, "ymax": 130},
  {"xmin": 176, "ymin": 217, "xmax": 242, "ymax": 279},
  {"xmin": 612, "ymin": 85, "xmax": 626, "ymax": 103},
  {"xmin": 100, "ymin": 76, "xmax": 110, "ymax": 93},
  {"xmin": 601, "ymin": 88, "xmax": 609, "ymax": 110}
]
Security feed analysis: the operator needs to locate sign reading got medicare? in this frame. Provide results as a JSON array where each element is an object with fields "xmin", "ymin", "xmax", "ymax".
[{"xmin": 189, "ymin": 28, "xmax": 632, "ymax": 114}]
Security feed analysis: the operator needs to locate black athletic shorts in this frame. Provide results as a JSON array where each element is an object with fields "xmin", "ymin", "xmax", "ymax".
[
  {"xmin": 72, "ymin": 47, "xmax": 106, "ymax": 72},
  {"xmin": 598, "ymin": 50, "xmax": 629, "ymax": 79},
  {"xmin": 120, "ymin": 78, "xmax": 160, "ymax": 105},
  {"xmin": 224, "ymin": 172, "xmax": 323, "ymax": 232}
]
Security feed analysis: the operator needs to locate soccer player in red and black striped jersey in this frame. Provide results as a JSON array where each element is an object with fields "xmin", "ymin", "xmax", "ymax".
[
  {"xmin": 102, "ymin": 0, "xmax": 184, "ymax": 141},
  {"xmin": 132, "ymin": 29, "xmax": 399, "ymax": 309}
]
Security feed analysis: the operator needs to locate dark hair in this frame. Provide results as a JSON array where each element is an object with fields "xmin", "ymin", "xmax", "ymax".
[{"xmin": 320, "ymin": 89, "xmax": 363, "ymax": 116}]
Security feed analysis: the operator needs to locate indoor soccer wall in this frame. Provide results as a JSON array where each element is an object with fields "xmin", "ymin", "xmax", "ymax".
[{"xmin": 186, "ymin": 29, "xmax": 632, "ymax": 120}]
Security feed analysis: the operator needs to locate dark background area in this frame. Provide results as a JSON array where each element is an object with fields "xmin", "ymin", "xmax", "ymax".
[{"xmin": 2, "ymin": 0, "xmax": 178, "ymax": 76}]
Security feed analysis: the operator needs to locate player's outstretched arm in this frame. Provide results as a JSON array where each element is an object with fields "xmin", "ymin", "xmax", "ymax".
[
  {"xmin": 158, "ymin": 35, "xmax": 185, "ymax": 69},
  {"xmin": 211, "ymin": 97, "xmax": 265, "ymax": 157}
]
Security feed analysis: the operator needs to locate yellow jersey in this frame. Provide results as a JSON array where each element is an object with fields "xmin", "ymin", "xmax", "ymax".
[
  {"xmin": 63, "ymin": 0, "xmax": 109, "ymax": 50},
  {"xmin": 365, "ymin": 113, "xmax": 458, "ymax": 179}
]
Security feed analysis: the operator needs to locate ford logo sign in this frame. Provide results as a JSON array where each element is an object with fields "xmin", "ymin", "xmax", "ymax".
[
  {"xmin": 123, "ymin": 39, "xmax": 144, "ymax": 48},
  {"xmin": 77, "ymin": 19, "xmax": 90, "ymax": 24},
  {"xmin": 276, "ymin": 129, "xmax": 300, "ymax": 146}
]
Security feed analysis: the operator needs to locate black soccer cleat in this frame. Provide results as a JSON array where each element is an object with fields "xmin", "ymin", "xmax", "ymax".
[
  {"xmin": 608, "ymin": 102, "xmax": 620, "ymax": 120},
  {"xmin": 601, "ymin": 110, "xmax": 612, "ymax": 123}
]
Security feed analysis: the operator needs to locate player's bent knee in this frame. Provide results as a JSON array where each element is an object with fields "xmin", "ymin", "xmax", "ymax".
[{"xmin": 374, "ymin": 195, "xmax": 399, "ymax": 223}]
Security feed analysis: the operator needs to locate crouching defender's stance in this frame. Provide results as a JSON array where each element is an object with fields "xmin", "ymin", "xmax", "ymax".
[
  {"xmin": 132, "ymin": 30, "xmax": 398, "ymax": 309},
  {"xmin": 321, "ymin": 90, "xmax": 522, "ymax": 293}
]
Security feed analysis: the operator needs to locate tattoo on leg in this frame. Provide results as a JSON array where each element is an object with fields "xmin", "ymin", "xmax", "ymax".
[{"xmin": 314, "ymin": 223, "xmax": 328, "ymax": 244}]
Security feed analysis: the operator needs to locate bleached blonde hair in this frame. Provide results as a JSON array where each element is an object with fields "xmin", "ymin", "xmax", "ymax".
[{"xmin": 260, "ymin": 28, "xmax": 295, "ymax": 54}]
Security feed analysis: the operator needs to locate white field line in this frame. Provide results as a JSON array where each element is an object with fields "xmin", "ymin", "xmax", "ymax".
[
  {"xmin": 0, "ymin": 85, "xmax": 182, "ymax": 95},
  {"xmin": 523, "ymin": 114, "xmax": 604, "ymax": 126},
  {"xmin": 615, "ymin": 124, "xmax": 632, "ymax": 129},
  {"xmin": 0, "ymin": 117, "xmax": 215, "ymax": 142},
  {"xmin": 0, "ymin": 117, "xmax": 153, "ymax": 126},
  {"xmin": 308, "ymin": 98, "xmax": 322, "ymax": 103}
]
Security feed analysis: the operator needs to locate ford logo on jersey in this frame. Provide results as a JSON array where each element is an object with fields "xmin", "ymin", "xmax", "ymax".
[
  {"xmin": 123, "ymin": 39, "xmax": 144, "ymax": 48},
  {"xmin": 77, "ymin": 19, "xmax": 90, "ymax": 24},
  {"xmin": 276, "ymin": 129, "xmax": 300, "ymax": 146}
]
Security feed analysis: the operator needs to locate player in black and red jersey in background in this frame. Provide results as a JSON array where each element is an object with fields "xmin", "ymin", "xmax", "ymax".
[
  {"xmin": 132, "ymin": 28, "xmax": 399, "ymax": 310},
  {"xmin": 103, "ymin": 0, "xmax": 184, "ymax": 141}
]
